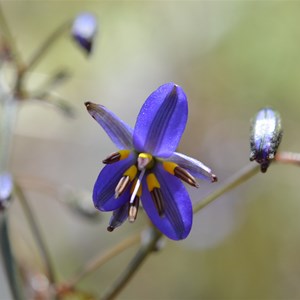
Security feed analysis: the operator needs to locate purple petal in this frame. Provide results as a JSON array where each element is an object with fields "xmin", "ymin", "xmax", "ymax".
[
  {"xmin": 0, "ymin": 172, "xmax": 13, "ymax": 201},
  {"xmin": 107, "ymin": 203, "xmax": 129, "ymax": 231},
  {"xmin": 93, "ymin": 154, "xmax": 135, "ymax": 211},
  {"xmin": 72, "ymin": 13, "xmax": 97, "ymax": 54},
  {"xmin": 141, "ymin": 165, "xmax": 192, "ymax": 240},
  {"xmin": 168, "ymin": 152, "xmax": 217, "ymax": 182},
  {"xmin": 85, "ymin": 102, "xmax": 133, "ymax": 149},
  {"xmin": 133, "ymin": 83, "xmax": 188, "ymax": 157}
]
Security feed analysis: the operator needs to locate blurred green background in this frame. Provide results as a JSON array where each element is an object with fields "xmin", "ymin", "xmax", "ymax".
[{"xmin": 2, "ymin": 0, "xmax": 300, "ymax": 299}]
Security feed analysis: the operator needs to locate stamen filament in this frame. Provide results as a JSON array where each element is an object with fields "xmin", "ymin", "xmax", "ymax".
[{"xmin": 130, "ymin": 169, "xmax": 145, "ymax": 204}]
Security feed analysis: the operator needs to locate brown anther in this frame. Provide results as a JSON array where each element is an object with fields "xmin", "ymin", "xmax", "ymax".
[
  {"xmin": 128, "ymin": 196, "xmax": 139, "ymax": 223},
  {"xmin": 103, "ymin": 152, "xmax": 121, "ymax": 164},
  {"xmin": 115, "ymin": 176, "xmax": 130, "ymax": 198},
  {"xmin": 151, "ymin": 188, "xmax": 164, "ymax": 216},
  {"xmin": 211, "ymin": 174, "xmax": 218, "ymax": 182},
  {"xmin": 107, "ymin": 226, "xmax": 114, "ymax": 232},
  {"xmin": 174, "ymin": 166, "xmax": 199, "ymax": 188}
]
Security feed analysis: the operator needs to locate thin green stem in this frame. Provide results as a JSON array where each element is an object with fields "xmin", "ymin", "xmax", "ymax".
[
  {"xmin": 0, "ymin": 96, "xmax": 18, "ymax": 174},
  {"xmin": 63, "ymin": 232, "xmax": 141, "ymax": 291},
  {"xmin": 15, "ymin": 20, "xmax": 71, "ymax": 96},
  {"xmin": 101, "ymin": 227, "xmax": 162, "ymax": 300},
  {"xmin": 26, "ymin": 20, "xmax": 72, "ymax": 73},
  {"xmin": 0, "ymin": 4, "xmax": 24, "ymax": 68},
  {"xmin": 193, "ymin": 163, "xmax": 260, "ymax": 214},
  {"xmin": 0, "ymin": 213, "xmax": 24, "ymax": 300},
  {"xmin": 14, "ymin": 183, "xmax": 56, "ymax": 286}
]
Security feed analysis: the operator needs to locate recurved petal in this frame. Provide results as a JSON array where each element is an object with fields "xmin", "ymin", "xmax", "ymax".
[
  {"xmin": 141, "ymin": 165, "xmax": 192, "ymax": 240},
  {"xmin": 107, "ymin": 203, "xmax": 129, "ymax": 232},
  {"xmin": 93, "ymin": 154, "xmax": 135, "ymax": 211},
  {"xmin": 133, "ymin": 83, "xmax": 188, "ymax": 158},
  {"xmin": 168, "ymin": 152, "xmax": 217, "ymax": 182},
  {"xmin": 85, "ymin": 102, "xmax": 133, "ymax": 149}
]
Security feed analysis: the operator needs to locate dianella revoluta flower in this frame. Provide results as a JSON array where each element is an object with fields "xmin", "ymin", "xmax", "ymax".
[
  {"xmin": 85, "ymin": 83, "xmax": 217, "ymax": 240},
  {"xmin": 71, "ymin": 12, "xmax": 97, "ymax": 54},
  {"xmin": 250, "ymin": 107, "xmax": 283, "ymax": 173}
]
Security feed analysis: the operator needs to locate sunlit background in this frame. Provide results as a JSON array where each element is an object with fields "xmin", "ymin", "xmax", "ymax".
[{"xmin": 2, "ymin": 1, "xmax": 300, "ymax": 299}]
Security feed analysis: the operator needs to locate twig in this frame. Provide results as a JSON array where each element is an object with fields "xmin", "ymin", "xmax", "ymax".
[
  {"xmin": 62, "ymin": 232, "xmax": 141, "ymax": 291},
  {"xmin": 26, "ymin": 20, "xmax": 71, "ymax": 72},
  {"xmin": 0, "ymin": 4, "xmax": 24, "ymax": 68},
  {"xmin": 15, "ymin": 20, "xmax": 72, "ymax": 96},
  {"xmin": 14, "ymin": 183, "xmax": 56, "ymax": 286},
  {"xmin": 101, "ymin": 227, "xmax": 162, "ymax": 300},
  {"xmin": 193, "ymin": 163, "xmax": 260, "ymax": 213},
  {"xmin": 0, "ymin": 213, "xmax": 24, "ymax": 300},
  {"xmin": 275, "ymin": 151, "xmax": 300, "ymax": 166}
]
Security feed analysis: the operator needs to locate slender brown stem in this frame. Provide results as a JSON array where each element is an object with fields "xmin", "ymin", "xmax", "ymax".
[
  {"xmin": 193, "ymin": 163, "xmax": 260, "ymax": 213},
  {"xmin": 63, "ymin": 232, "xmax": 141, "ymax": 291},
  {"xmin": 15, "ymin": 20, "xmax": 72, "ymax": 96},
  {"xmin": 101, "ymin": 227, "xmax": 162, "ymax": 300},
  {"xmin": 14, "ymin": 182, "xmax": 56, "ymax": 286},
  {"xmin": 275, "ymin": 151, "xmax": 300, "ymax": 166},
  {"xmin": 0, "ymin": 213, "xmax": 24, "ymax": 300},
  {"xmin": 26, "ymin": 20, "xmax": 71, "ymax": 72},
  {"xmin": 0, "ymin": 4, "xmax": 24, "ymax": 68}
]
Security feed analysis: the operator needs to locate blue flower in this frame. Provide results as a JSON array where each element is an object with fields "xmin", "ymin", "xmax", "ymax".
[{"xmin": 85, "ymin": 83, "xmax": 217, "ymax": 240}]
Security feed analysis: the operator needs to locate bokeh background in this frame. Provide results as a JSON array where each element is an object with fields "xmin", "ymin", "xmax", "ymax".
[{"xmin": 2, "ymin": 1, "xmax": 300, "ymax": 299}]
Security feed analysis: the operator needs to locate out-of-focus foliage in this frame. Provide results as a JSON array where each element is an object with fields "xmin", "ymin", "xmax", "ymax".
[{"xmin": 2, "ymin": 1, "xmax": 300, "ymax": 299}]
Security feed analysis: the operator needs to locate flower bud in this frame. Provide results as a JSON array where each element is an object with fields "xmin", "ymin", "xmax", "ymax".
[
  {"xmin": 250, "ymin": 107, "xmax": 283, "ymax": 172},
  {"xmin": 71, "ymin": 13, "xmax": 97, "ymax": 54},
  {"xmin": 0, "ymin": 172, "xmax": 13, "ymax": 211}
]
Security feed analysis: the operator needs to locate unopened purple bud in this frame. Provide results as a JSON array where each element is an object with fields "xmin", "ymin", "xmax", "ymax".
[
  {"xmin": 250, "ymin": 107, "xmax": 283, "ymax": 173},
  {"xmin": 71, "ymin": 13, "xmax": 97, "ymax": 54},
  {"xmin": 0, "ymin": 172, "xmax": 13, "ymax": 210}
]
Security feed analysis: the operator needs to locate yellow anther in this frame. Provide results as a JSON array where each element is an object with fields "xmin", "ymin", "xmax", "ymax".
[
  {"xmin": 124, "ymin": 165, "xmax": 138, "ymax": 181},
  {"xmin": 162, "ymin": 161, "xmax": 178, "ymax": 175},
  {"xmin": 146, "ymin": 173, "xmax": 160, "ymax": 192},
  {"xmin": 119, "ymin": 150, "xmax": 131, "ymax": 160},
  {"xmin": 130, "ymin": 179, "xmax": 142, "ymax": 197}
]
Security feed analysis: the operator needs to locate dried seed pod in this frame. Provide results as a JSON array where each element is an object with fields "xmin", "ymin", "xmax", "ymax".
[{"xmin": 250, "ymin": 107, "xmax": 283, "ymax": 172}]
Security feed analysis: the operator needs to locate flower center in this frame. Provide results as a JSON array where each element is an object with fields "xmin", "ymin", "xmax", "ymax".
[{"xmin": 137, "ymin": 152, "xmax": 154, "ymax": 170}]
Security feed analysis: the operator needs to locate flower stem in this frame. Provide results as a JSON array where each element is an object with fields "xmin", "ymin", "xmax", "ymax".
[
  {"xmin": 0, "ymin": 4, "xmax": 24, "ymax": 68},
  {"xmin": 14, "ymin": 182, "xmax": 56, "ymax": 286},
  {"xmin": 15, "ymin": 20, "xmax": 72, "ymax": 95},
  {"xmin": 0, "ymin": 96, "xmax": 18, "ymax": 174},
  {"xmin": 26, "ymin": 20, "xmax": 72, "ymax": 73},
  {"xmin": 59, "ymin": 232, "xmax": 141, "ymax": 293},
  {"xmin": 193, "ymin": 163, "xmax": 260, "ymax": 214},
  {"xmin": 101, "ymin": 227, "xmax": 162, "ymax": 300},
  {"xmin": 275, "ymin": 151, "xmax": 300, "ymax": 166},
  {"xmin": 0, "ymin": 213, "xmax": 24, "ymax": 300}
]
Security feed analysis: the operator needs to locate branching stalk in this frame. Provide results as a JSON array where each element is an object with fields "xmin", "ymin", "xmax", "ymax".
[
  {"xmin": 101, "ymin": 227, "xmax": 162, "ymax": 300},
  {"xmin": 193, "ymin": 163, "xmax": 260, "ymax": 213},
  {"xmin": 14, "ymin": 183, "xmax": 56, "ymax": 286},
  {"xmin": 0, "ymin": 213, "xmax": 24, "ymax": 300},
  {"xmin": 63, "ymin": 232, "xmax": 140, "ymax": 291}
]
